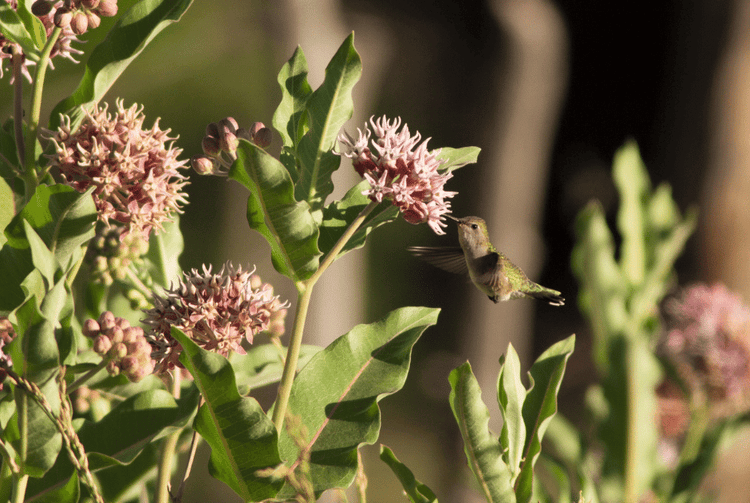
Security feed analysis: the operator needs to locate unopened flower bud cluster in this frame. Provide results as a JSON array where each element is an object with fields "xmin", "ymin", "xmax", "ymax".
[
  {"xmin": 87, "ymin": 225, "xmax": 149, "ymax": 287},
  {"xmin": 338, "ymin": 116, "xmax": 457, "ymax": 235},
  {"xmin": 33, "ymin": 0, "xmax": 118, "ymax": 36},
  {"xmin": 83, "ymin": 311, "xmax": 155, "ymax": 382},
  {"xmin": 143, "ymin": 263, "xmax": 288, "ymax": 373},
  {"xmin": 0, "ymin": 318, "xmax": 16, "ymax": 391},
  {"xmin": 191, "ymin": 118, "xmax": 272, "ymax": 176},
  {"xmin": 46, "ymin": 99, "xmax": 189, "ymax": 240},
  {"xmin": 1, "ymin": 1, "xmax": 85, "ymax": 83}
]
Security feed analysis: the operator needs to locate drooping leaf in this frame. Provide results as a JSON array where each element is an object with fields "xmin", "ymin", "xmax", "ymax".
[
  {"xmin": 272, "ymin": 46, "xmax": 312, "ymax": 180},
  {"xmin": 274, "ymin": 306, "xmax": 440, "ymax": 498},
  {"xmin": 171, "ymin": 327, "xmax": 283, "ymax": 501},
  {"xmin": 449, "ymin": 362, "xmax": 516, "ymax": 503},
  {"xmin": 0, "ymin": 184, "xmax": 96, "ymax": 314},
  {"xmin": 497, "ymin": 344, "xmax": 526, "ymax": 482},
  {"xmin": 49, "ymin": 0, "xmax": 194, "ymax": 130},
  {"xmin": 515, "ymin": 335, "xmax": 575, "ymax": 503},
  {"xmin": 380, "ymin": 445, "xmax": 439, "ymax": 503},
  {"xmin": 295, "ymin": 33, "xmax": 361, "ymax": 212},
  {"xmin": 145, "ymin": 215, "xmax": 184, "ymax": 289},
  {"xmin": 230, "ymin": 140, "xmax": 320, "ymax": 281}
]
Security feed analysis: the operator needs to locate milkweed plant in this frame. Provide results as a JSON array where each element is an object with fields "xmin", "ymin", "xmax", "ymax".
[{"xmin": 1, "ymin": 1, "xmax": 749, "ymax": 503}]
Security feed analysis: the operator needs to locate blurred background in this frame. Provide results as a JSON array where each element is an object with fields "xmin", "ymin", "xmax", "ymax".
[{"xmin": 4, "ymin": 0, "xmax": 750, "ymax": 500}]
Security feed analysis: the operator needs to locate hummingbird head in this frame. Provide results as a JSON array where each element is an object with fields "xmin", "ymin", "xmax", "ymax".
[{"xmin": 449, "ymin": 216, "xmax": 492, "ymax": 256}]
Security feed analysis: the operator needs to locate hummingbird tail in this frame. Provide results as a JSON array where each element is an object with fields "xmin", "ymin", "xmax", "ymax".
[{"xmin": 527, "ymin": 288, "xmax": 565, "ymax": 307}]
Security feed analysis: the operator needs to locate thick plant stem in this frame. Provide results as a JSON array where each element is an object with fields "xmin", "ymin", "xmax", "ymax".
[
  {"xmin": 14, "ymin": 390, "xmax": 28, "ymax": 503},
  {"xmin": 272, "ymin": 200, "xmax": 379, "ymax": 431},
  {"xmin": 23, "ymin": 26, "xmax": 61, "ymax": 202},
  {"xmin": 156, "ymin": 369, "xmax": 182, "ymax": 503},
  {"xmin": 11, "ymin": 45, "xmax": 25, "ymax": 168}
]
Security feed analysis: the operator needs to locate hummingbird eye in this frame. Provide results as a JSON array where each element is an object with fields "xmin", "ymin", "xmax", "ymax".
[{"xmin": 471, "ymin": 224, "xmax": 478, "ymax": 230}]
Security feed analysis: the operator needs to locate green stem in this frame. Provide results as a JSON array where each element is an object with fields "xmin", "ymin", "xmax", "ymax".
[
  {"xmin": 11, "ymin": 45, "xmax": 25, "ymax": 168},
  {"xmin": 11, "ymin": 473, "xmax": 28, "ymax": 503},
  {"xmin": 271, "ymin": 200, "xmax": 379, "ymax": 431},
  {"xmin": 156, "ymin": 368, "xmax": 182, "ymax": 503},
  {"xmin": 67, "ymin": 360, "xmax": 108, "ymax": 395},
  {"xmin": 13, "ymin": 388, "xmax": 28, "ymax": 503},
  {"xmin": 23, "ymin": 26, "xmax": 61, "ymax": 202}
]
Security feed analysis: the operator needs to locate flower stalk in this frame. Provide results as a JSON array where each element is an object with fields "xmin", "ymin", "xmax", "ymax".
[{"xmin": 272, "ymin": 200, "xmax": 378, "ymax": 431}]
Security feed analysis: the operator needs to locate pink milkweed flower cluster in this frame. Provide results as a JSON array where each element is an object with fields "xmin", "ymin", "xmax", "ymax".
[
  {"xmin": 659, "ymin": 283, "xmax": 750, "ymax": 422},
  {"xmin": 143, "ymin": 263, "xmax": 289, "ymax": 374},
  {"xmin": 46, "ymin": 99, "xmax": 189, "ymax": 241},
  {"xmin": 337, "ymin": 116, "xmax": 457, "ymax": 235}
]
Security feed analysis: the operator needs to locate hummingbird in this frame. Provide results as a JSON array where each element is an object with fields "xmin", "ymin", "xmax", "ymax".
[{"xmin": 408, "ymin": 215, "xmax": 565, "ymax": 306}]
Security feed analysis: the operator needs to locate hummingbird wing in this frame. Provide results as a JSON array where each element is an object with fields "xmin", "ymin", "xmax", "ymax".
[{"xmin": 407, "ymin": 246, "xmax": 468, "ymax": 275}]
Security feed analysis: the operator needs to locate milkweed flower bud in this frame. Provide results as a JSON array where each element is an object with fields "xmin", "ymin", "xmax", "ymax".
[
  {"xmin": 337, "ymin": 115, "xmax": 457, "ymax": 235},
  {"xmin": 143, "ymin": 263, "xmax": 289, "ymax": 373},
  {"xmin": 46, "ymin": 100, "xmax": 189, "ymax": 241},
  {"xmin": 84, "ymin": 311, "xmax": 155, "ymax": 382},
  {"xmin": 0, "ymin": 318, "xmax": 16, "ymax": 391},
  {"xmin": 195, "ymin": 119, "xmax": 272, "ymax": 176}
]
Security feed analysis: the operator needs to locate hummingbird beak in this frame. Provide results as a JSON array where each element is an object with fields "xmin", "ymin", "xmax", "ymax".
[{"xmin": 445, "ymin": 214, "xmax": 459, "ymax": 222}]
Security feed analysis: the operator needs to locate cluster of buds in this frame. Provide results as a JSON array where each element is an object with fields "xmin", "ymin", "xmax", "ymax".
[
  {"xmin": 0, "ymin": 318, "xmax": 16, "ymax": 391},
  {"xmin": 83, "ymin": 311, "xmax": 155, "ymax": 382},
  {"xmin": 1, "ymin": 1, "xmax": 85, "ymax": 83},
  {"xmin": 33, "ymin": 0, "xmax": 118, "ymax": 36},
  {"xmin": 143, "ymin": 263, "xmax": 288, "ymax": 373},
  {"xmin": 337, "ymin": 116, "xmax": 457, "ymax": 235},
  {"xmin": 657, "ymin": 283, "xmax": 750, "ymax": 446},
  {"xmin": 87, "ymin": 224, "xmax": 149, "ymax": 287},
  {"xmin": 191, "ymin": 118, "xmax": 272, "ymax": 176},
  {"xmin": 46, "ymin": 99, "xmax": 189, "ymax": 241}
]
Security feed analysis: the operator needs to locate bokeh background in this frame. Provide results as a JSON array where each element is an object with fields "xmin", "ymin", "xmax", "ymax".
[{"xmin": 3, "ymin": 0, "xmax": 750, "ymax": 501}]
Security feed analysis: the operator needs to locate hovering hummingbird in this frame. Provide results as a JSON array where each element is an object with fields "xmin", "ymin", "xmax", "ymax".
[{"xmin": 408, "ymin": 215, "xmax": 565, "ymax": 306}]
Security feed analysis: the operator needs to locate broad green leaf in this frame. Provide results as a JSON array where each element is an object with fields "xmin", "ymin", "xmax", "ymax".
[
  {"xmin": 571, "ymin": 202, "xmax": 626, "ymax": 374},
  {"xmin": 172, "ymin": 327, "xmax": 283, "ymax": 501},
  {"xmin": 498, "ymin": 344, "xmax": 526, "ymax": 482},
  {"xmin": 145, "ymin": 215, "xmax": 184, "ymax": 288},
  {"xmin": 318, "ymin": 180, "xmax": 398, "ymax": 258},
  {"xmin": 24, "ymin": 387, "xmax": 199, "ymax": 499},
  {"xmin": 449, "ymin": 362, "xmax": 516, "ymax": 503},
  {"xmin": 438, "ymin": 147, "xmax": 482, "ymax": 172},
  {"xmin": 612, "ymin": 141, "xmax": 649, "ymax": 286},
  {"xmin": 31, "ymin": 470, "xmax": 79, "ymax": 503},
  {"xmin": 0, "ymin": 184, "xmax": 95, "ymax": 314},
  {"xmin": 515, "ymin": 335, "xmax": 575, "ymax": 503},
  {"xmin": 96, "ymin": 442, "xmax": 160, "ymax": 503},
  {"xmin": 273, "ymin": 46, "xmax": 313, "ymax": 180},
  {"xmin": 295, "ymin": 33, "xmax": 361, "ymax": 212},
  {"xmin": 232, "ymin": 343, "xmax": 322, "ymax": 393},
  {"xmin": 275, "ymin": 306, "xmax": 440, "ymax": 498},
  {"xmin": 231, "ymin": 140, "xmax": 320, "ymax": 281},
  {"xmin": 23, "ymin": 221, "xmax": 57, "ymax": 288},
  {"xmin": 0, "ymin": 4, "xmax": 42, "ymax": 62},
  {"xmin": 380, "ymin": 445, "xmax": 438, "ymax": 503},
  {"xmin": 49, "ymin": 0, "xmax": 194, "ymax": 130}
]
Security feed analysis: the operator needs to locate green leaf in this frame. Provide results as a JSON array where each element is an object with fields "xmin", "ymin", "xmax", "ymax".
[
  {"xmin": 31, "ymin": 470, "xmax": 79, "ymax": 503},
  {"xmin": 515, "ymin": 335, "xmax": 575, "ymax": 503},
  {"xmin": 612, "ymin": 141, "xmax": 650, "ymax": 286},
  {"xmin": 449, "ymin": 362, "xmax": 516, "ymax": 503},
  {"xmin": 0, "ymin": 3, "xmax": 42, "ymax": 62},
  {"xmin": 145, "ymin": 215, "xmax": 184, "ymax": 288},
  {"xmin": 295, "ymin": 33, "xmax": 361, "ymax": 212},
  {"xmin": 232, "ymin": 343, "xmax": 323, "ymax": 393},
  {"xmin": 380, "ymin": 445, "xmax": 439, "ymax": 503},
  {"xmin": 571, "ymin": 202, "xmax": 626, "ymax": 374},
  {"xmin": 230, "ymin": 140, "xmax": 320, "ymax": 281},
  {"xmin": 0, "ymin": 184, "xmax": 96, "ymax": 314},
  {"xmin": 275, "ymin": 306, "xmax": 440, "ymax": 498},
  {"xmin": 49, "ymin": 0, "xmax": 194, "ymax": 130},
  {"xmin": 318, "ymin": 180, "xmax": 398, "ymax": 258},
  {"xmin": 497, "ymin": 344, "xmax": 526, "ymax": 482},
  {"xmin": 96, "ymin": 442, "xmax": 160, "ymax": 503},
  {"xmin": 272, "ymin": 46, "xmax": 313, "ymax": 180},
  {"xmin": 23, "ymin": 221, "xmax": 57, "ymax": 288},
  {"xmin": 171, "ymin": 327, "xmax": 283, "ymax": 501},
  {"xmin": 438, "ymin": 147, "xmax": 482, "ymax": 172}
]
